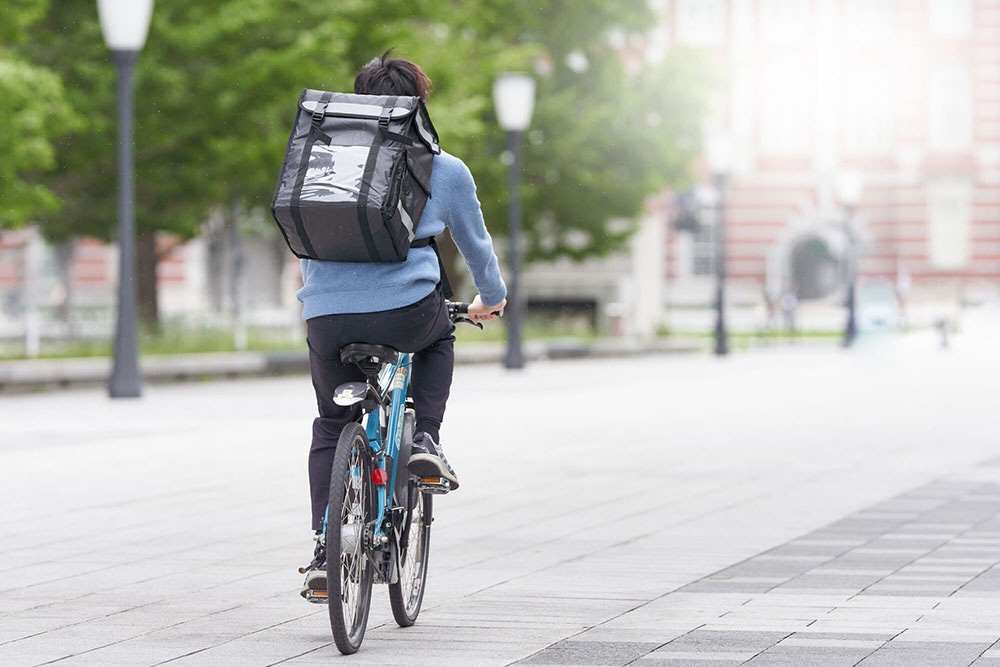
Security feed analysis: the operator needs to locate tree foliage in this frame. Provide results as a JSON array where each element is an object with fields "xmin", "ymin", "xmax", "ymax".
[
  {"xmin": 12, "ymin": 0, "xmax": 711, "ymax": 273},
  {"xmin": 0, "ymin": 0, "xmax": 77, "ymax": 228}
]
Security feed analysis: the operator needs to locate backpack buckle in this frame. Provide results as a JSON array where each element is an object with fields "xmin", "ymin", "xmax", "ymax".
[
  {"xmin": 378, "ymin": 106, "xmax": 392, "ymax": 129},
  {"xmin": 311, "ymin": 102, "xmax": 328, "ymax": 127}
]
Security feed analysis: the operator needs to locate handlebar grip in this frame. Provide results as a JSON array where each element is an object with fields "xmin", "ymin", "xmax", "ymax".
[{"xmin": 450, "ymin": 302, "xmax": 470, "ymax": 314}]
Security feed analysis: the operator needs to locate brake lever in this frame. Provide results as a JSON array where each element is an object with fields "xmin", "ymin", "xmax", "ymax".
[{"xmin": 454, "ymin": 316, "xmax": 483, "ymax": 329}]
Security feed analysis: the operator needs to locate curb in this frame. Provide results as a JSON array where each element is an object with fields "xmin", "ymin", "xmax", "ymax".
[{"xmin": 0, "ymin": 340, "xmax": 700, "ymax": 393}]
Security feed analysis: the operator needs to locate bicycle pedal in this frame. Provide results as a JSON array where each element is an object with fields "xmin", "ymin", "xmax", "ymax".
[
  {"xmin": 303, "ymin": 589, "xmax": 328, "ymax": 604},
  {"xmin": 416, "ymin": 477, "xmax": 451, "ymax": 494}
]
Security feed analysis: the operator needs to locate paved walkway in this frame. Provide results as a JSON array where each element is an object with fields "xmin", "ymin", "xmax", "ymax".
[{"xmin": 2, "ymin": 330, "xmax": 999, "ymax": 666}]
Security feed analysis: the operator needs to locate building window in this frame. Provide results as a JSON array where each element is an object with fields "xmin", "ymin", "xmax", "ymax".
[
  {"xmin": 928, "ymin": 0, "xmax": 971, "ymax": 38},
  {"xmin": 759, "ymin": 60, "xmax": 812, "ymax": 153},
  {"xmin": 759, "ymin": 0, "xmax": 810, "ymax": 44},
  {"xmin": 675, "ymin": 0, "xmax": 726, "ymax": 47},
  {"xmin": 843, "ymin": 0, "xmax": 894, "ymax": 42},
  {"xmin": 928, "ymin": 64, "xmax": 971, "ymax": 151},
  {"xmin": 927, "ymin": 179, "xmax": 972, "ymax": 270},
  {"xmin": 843, "ymin": 69, "xmax": 893, "ymax": 153}
]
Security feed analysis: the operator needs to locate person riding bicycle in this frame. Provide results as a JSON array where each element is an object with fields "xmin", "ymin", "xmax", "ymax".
[{"xmin": 299, "ymin": 52, "xmax": 507, "ymax": 595}]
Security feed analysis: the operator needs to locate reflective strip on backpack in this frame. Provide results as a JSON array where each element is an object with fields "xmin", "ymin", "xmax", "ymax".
[{"xmin": 398, "ymin": 200, "xmax": 415, "ymax": 242}]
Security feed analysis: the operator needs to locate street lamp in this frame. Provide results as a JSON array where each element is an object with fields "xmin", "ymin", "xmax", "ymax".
[
  {"xmin": 98, "ymin": 0, "xmax": 154, "ymax": 398},
  {"xmin": 704, "ymin": 127, "xmax": 734, "ymax": 356},
  {"xmin": 493, "ymin": 73, "xmax": 535, "ymax": 370},
  {"xmin": 837, "ymin": 170, "xmax": 864, "ymax": 348}
]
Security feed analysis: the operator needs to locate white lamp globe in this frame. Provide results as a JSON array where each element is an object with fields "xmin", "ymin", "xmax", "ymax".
[
  {"xmin": 837, "ymin": 169, "xmax": 865, "ymax": 206},
  {"xmin": 97, "ymin": 0, "xmax": 154, "ymax": 51},
  {"xmin": 493, "ymin": 73, "xmax": 536, "ymax": 132},
  {"xmin": 703, "ymin": 124, "xmax": 734, "ymax": 176}
]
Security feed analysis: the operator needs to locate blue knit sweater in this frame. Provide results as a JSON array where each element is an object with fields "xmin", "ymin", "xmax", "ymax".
[{"xmin": 297, "ymin": 151, "xmax": 507, "ymax": 319}]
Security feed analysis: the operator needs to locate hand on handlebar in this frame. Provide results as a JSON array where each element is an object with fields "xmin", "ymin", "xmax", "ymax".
[{"xmin": 468, "ymin": 295, "xmax": 506, "ymax": 325}]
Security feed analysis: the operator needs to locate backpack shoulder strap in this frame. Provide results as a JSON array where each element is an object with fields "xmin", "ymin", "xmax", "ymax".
[{"xmin": 410, "ymin": 236, "xmax": 453, "ymax": 299}]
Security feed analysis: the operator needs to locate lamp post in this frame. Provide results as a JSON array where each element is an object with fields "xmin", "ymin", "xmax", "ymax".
[
  {"xmin": 837, "ymin": 170, "xmax": 864, "ymax": 348},
  {"xmin": 98, "ymin": 0, "xmax": 154, "ymax": 398},
  {"xmin": 705, "ymin": 128, "xmax": 733, "ymax": 356},
  {"xmin": 493, "ymin": 73, "xmax": 535, "ymax": 370}
]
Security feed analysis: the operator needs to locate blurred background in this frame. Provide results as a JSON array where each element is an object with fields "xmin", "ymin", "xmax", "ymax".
[{"xmin": 1, "ymin": 0, "xmax": 998, "ymax": 363}]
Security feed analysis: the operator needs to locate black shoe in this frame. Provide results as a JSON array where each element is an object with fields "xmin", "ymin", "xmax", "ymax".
[{"xmin": 408, "ymin": 432, "xmax": 460, "ymax": 491}]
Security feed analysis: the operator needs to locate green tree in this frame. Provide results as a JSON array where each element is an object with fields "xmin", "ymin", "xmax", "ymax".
[{"xmin": 0, "ymin": 0, "xmax": 76, "ymax": 228}]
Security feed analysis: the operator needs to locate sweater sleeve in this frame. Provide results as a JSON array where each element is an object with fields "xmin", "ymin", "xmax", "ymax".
[{"xmin": 445, "ymin": 160, "xmax": 508, "ymax": 307}]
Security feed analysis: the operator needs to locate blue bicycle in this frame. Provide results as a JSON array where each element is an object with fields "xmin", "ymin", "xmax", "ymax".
[{"xmin": 313, "ymin": 301, "xmax": 483, "ymax": 654}]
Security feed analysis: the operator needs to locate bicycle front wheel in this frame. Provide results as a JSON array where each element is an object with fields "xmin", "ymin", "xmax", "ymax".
[
  {"xmin": 326, "ymin": 422, "xmax": 375, "ymax": 654},
  {"xmin": 388, "ymin": 482, "xmax": 433, "ymax": 627}
]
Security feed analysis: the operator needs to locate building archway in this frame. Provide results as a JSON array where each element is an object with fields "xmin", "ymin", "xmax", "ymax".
[{"xmin": 789, "ymin": 235, "xmax": 841, "ymax": 299}]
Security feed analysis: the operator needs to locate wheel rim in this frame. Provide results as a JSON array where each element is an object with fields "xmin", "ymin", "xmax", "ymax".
[
  {"xmin": 340, "ymin": 441, "xmax": 369, "ymax": 639},
  {"xmin": 398, "ymin": 492, "xmax": 427, "ymax": 614}
]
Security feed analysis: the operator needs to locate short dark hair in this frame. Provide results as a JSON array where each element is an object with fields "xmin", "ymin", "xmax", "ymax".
[{"xmin": 354, "ymin": 49, "xmax": 432, "ymax": 101}]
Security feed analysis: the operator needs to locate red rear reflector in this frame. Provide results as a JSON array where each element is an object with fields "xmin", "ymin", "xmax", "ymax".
[{"xmin": 372, "ymin": 469, "xmax": 388, "ymax": 485}]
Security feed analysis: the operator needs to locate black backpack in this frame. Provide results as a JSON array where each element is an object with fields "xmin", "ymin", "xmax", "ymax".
[{"xmin": 271, "ymin": 89, "xmax": 441, "ymax": 265}]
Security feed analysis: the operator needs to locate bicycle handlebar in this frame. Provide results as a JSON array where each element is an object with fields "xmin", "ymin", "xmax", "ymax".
[
  {"xmin": 446, "ymin": 301, "xmax": 502, "ymax": 328},
  {"xmin": 447, "ymin": 301, "xmax": 470, "ymax": 316}
]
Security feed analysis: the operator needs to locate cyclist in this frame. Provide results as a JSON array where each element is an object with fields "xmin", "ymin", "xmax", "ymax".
[{"xmin": 299, "ymin": 51, "xmax": 507, "ymax": 597}]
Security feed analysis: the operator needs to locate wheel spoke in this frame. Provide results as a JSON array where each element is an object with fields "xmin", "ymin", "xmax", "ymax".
[{"xmin": 338, "ymin": 443, "xmax": 368, "ymax": 633}]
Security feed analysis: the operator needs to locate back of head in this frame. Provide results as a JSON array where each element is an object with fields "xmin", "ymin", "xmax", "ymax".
[{"xmin": 354, "ymin": 49, "xmax": 432, "ymax": 102}]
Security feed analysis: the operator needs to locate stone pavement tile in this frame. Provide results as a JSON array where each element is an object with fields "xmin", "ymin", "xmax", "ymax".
[
  {"xmin": 284, "ymin": 644, "xmax": 518, "ymax": 666},
  {"xmin": 802, "ymin": 620, "xmax": 908, "ymax": 635},
  {"xmin": 777, "ymin": 637, "xmax": 884, "ymax": 649},
  {"xmin": 679, "ymin": 582, "xmax": 776, "ymax": 594},
  {"xmin": 634, "ymin": 659, "xmax": 749, "ymax": 666},
  {"xmin": 753, "ymin": 644, "xmax": 874, "ymax": 667},
  {"xmin": 637, "ymin": 651, "xmax": 758, "ymax": 662},
  {"xmin": 742, "ymin": 650, "xmax": 865, "ymax": 666},
  {"xmin": 514, "ymin": 640, "xmax": 661, "ymax": 665},
  {"xmin": 790, "ymin": 631, "xmax": 896, "ymax": 642},
  {"xmin": 892, "ymin": 631, "xmax": 1000, "ymax": 644},
  {"xmin": 569, "ymin": 626, "xmax": 695, "ymax": 644},
  {"xmin": 776, "ymin": 573, "xmax": 882, "ymax": 590},
  {"xmin": 858, "ymin": 645, "xmax": 990, "ymax": 666},
  {"xmin": 651, "ymin": 629, "xmax": 787, "ymax": 654}
]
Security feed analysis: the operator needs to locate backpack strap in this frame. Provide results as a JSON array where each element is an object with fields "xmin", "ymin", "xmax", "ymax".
[
  {"xmin": 410, "ymin": 236, "xmax": 453, "ymax": 299},
  {"xmin": 289, "ymin": 90, "xmax": 333, "ymax": 258},
  {"xmin": 354, "ymin": 96, "xmax": 399, "ymax": 262}
]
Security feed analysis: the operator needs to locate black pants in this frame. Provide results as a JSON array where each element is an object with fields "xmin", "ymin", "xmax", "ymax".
[{"xmin": 305, "ymin": 287, "xmax": 455, "ymax": 531}]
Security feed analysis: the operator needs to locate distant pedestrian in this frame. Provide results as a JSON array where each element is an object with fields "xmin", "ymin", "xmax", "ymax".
[{"xmin": 780, "ymin": 289, "xmax": 798, "ymax": 337}]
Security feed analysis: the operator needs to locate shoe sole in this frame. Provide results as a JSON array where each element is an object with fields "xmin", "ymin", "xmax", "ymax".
[
  {"xmin": 301, "ymin": 571, "xmax": 328, "ymax": 604},
  {"xmin": 408, "ymin": 454, "xmax": 460, "ymax": 490}
]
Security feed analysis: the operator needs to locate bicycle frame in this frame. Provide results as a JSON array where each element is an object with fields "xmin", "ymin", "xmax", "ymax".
[
  {"xmin": 320, "ymin": 353, "xmax": 412, "ymax": 543},
  {"xmin": 366, "ymin": 352, "xmax": 412, "ymax": 542}
]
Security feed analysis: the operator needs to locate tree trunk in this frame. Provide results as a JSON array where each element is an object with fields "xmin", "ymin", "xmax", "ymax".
[{"xmin": 137, "ymin": 230, "xmax": 159, "ymax": 330}]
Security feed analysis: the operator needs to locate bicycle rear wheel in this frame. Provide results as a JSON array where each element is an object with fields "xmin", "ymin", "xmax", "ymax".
[
  {"xmin": 388, "ymin": 482, "xmax": 433, "ymax": 626},
  {"xmin": 326, "ymin": 422, "xmax": 375, "ymax": 654}
]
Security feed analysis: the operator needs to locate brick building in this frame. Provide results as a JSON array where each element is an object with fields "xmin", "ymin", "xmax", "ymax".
[{"xmin": 658, "ymin": 0, "xmax": 1000, "ymax": 323}]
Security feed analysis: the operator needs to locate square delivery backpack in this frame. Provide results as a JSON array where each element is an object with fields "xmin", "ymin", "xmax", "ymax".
[{"xmin": 271, "ymin": 89, "xmax": 441, "ymax": 263}]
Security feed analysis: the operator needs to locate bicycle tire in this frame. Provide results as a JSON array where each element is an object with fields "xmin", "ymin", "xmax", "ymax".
[
  {"xmin": 326, "ymin": 422, "xmax": 375, "ymax": 654},
  {"xmin": 388, "ymin": 485, "xmax": 432, "ymax": 626}
]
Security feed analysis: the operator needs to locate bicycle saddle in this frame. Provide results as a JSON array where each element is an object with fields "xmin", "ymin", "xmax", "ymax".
[{"xmin": 339, "ymin": 343, "xmax": 400, "ymax": 367}]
